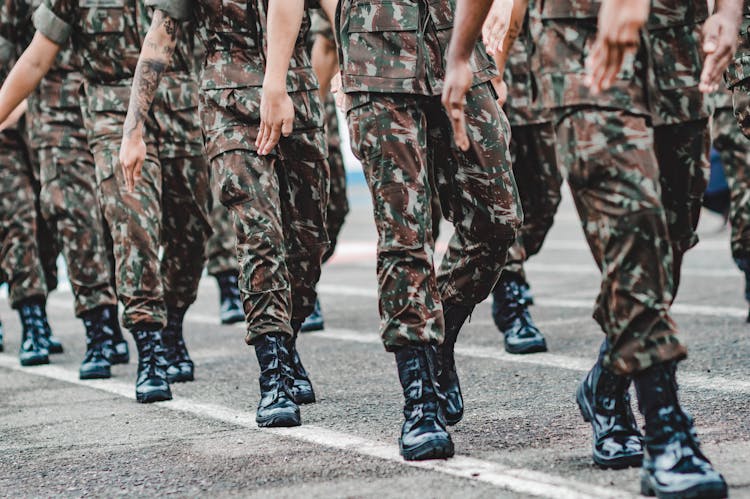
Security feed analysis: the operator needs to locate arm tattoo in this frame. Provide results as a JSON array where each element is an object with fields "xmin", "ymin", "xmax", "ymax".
[{"xmin": 124, "ymin": 58, "xmax": 167, "ymax": 137}]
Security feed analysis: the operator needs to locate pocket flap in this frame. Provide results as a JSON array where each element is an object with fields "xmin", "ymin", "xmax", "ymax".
[{"xmin": 347, "ymin": 1, "xmax": 418, "ymax": 33}]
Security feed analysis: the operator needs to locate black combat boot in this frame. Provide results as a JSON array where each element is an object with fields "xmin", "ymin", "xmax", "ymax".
[
  {"xmin": 17, "ymin": 298, "xmax": 50, "ymax": 366},
  {"xmin": 576, "ymin": 340, "xmax": 643, "ymax": 468},
  {"xmin": 636, "ymin": 362, "xmax": 727, "ymax": 499},
  {"xmin": 734, "ymin": 256, "xmax": 750, "ymax": 322},
  {"xmin": 132, "ymin": 327, "xmax": 172, "ymax": 403},
  {"xmin": 79, "ymin": 307, "xmax": 114, "ymax": 380},
  {"xmin": 253, "ymin": 332, "xmax": 301, "ymax": 427},
  {"xmin": 395, "ymin": 345, "xmax": 454, "ymax": 461},
  {"xmin": 492, "ymin": 273, "xmax": 547, "ymax": 354},
  {"xmin": 216, "ymin": 271, "xmax": 244, "ymax": 325},
  {"xmin": 105, "ymin": 305, "xmax": 129, "ymax": 364},
  {"xmin": 37, "ymin": 301, "xmax": 63, "ymax": 354},
  {"xmin": 162, "ymin": 307, "xmax": 194, "ymax": 383},
  {"xmin": 299, "ymin": 298, "xmax": 324, "ymax": 332},
  {"xmin": 0, "ymin": 316, "xmax": 4, "ymax": 352},
  {"xmin": 437, "ymin": 303, "xmax": 472, "ymax": 426},
  {"xmin": 287, "ymin": 322, "xmax": 316, "ymax": 404}
]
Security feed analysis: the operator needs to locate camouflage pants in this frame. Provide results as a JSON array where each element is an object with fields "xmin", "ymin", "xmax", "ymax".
[
  {"xmin": 555, "ymin": 108, "xmax": 684, "ymax": 375},
  {"xmin": 0, "ymin": 130, "xmax": 51, "ymax": 306},
  {"xmin": 322, "ymin": 94, "xmax": 350, "ymax": 263},
  {"xmin": 501, "ymin": 121, "xmax": 562, "ymax": 279},
  {"xmin": 654, "ymin": 119, "xmax": 710, "ymax": 294},
  {"xmin": 205, "ymin": 181, "xmax": 238, "ymax": 277},
  {"xmin": 201, "ymin": 88, "xmax": 330, "ymax": 343},
  {"xmin": 346, "ymin": 84, "xmax": 522, "ymax": 350},
  {"xmin": 37, "ymin": 145, "xmax": 118, "ymax": 317},
  {"xmin": 85, "ymin": 83, "xmax": 210, "ymax": 329},
  {"xmin": 712, "ymin": 106, "xmax": 750, "ymax": 259}
]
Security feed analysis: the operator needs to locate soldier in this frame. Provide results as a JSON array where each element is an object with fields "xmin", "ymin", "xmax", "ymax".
[
  {"xmin": 1, "ymin": 0, "xmax": 131, "ymax": 380},
  {"xmin": 0, "ymin": 0, "xmax": 212, "ymax": 402},
  {"xmin": 332, "ymin": 0, "xmax": 522, "ymax": 460},
  {"xmin": 205, "ymin": 198, "xmax": 244, "ymax": 325},
  {"xmin": 445, "ymin": 0, "xmax": 735, "ymax": 495},
  {"xmin": 120, "ymin": 0, "xmax": 329, "ymax": 427},
  {"xmin": 299, "ymin": 9, "xmax": 350, "ymax": 333},
  {"xmin": 722, "ymin": 1, "xmax": 750, "ymax": 321},
  {"xmin": 486, "ymin": 11, "xmax": 562, "ymax": 355}
]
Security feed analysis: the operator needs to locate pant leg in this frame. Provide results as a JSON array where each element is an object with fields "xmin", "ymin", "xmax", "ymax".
[
  {"xmin": 502, "ymin": 121, "xmax": 563, "ymax": 280},
  {"xmin": 160, "ymin": 155, "xmax": 211, "ymax": 311},
  {"xmin": 434, "ymin": 84, "xmax": 522, "ymax": 306},
  {"xmin": 653, "ymin": 119, "xmax": 710, "ymax": 294},
  {"xmin": 205, "ymin": 179, "xmax": 238, "ymax": 277},
  {"xmin": 86, "ymin": 102, "xmax": 165, "ymax": 330},
  {"xmin": 28, "ymin": 148, "xmax": 59, "ymax": 292},
  {"xmin": 0, "ymin": 130, "xmax": 48, "ymax": 306},
  {"xmin": 38, "ymin": 145, "xmax": 117, "ymax": 316},
  {"xmin": 346, "ymin": 93, "xmax": 443, "ymax": 350},
  {"xmin": 556, "ymin": 108, "xmax": 684, "ymax": 375},
  {"xmin": 322, "ymin": 94, "xmax": 349, "ymax": 263}
]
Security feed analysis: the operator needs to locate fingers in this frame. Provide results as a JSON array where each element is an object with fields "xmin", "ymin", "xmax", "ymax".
[
  {"xmin": 255, "ymin": 121, "xmax": 267, "ymax": 151},
  {"xmin": 258, "ymin": 121, "xmax": 282, "ymax": 155},
  {"xmin": 443, "ymin": 88, "xmax": 469, "ymax": 151},
  {"xmin": 281, "ymin": 117, "xmax": 293, "ymax": 137},
  {"xmin": 585, "ymin": 40, "xmax": 607, "ymax": 94}
]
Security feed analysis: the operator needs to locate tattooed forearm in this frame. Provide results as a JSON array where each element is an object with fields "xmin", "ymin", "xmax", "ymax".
[{"xmin": 122, "ymin": 9, "xmax": 179, "ymax": 137}]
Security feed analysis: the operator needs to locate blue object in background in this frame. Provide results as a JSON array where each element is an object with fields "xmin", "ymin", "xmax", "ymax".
[{"xmin": 706, "ymin": 147, "xmax": 729, "ymax": 195}]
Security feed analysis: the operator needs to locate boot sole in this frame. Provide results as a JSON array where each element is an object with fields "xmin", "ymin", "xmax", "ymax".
[
  {"xmin": 136, "ymin": 389, "xmax": 173, "ymax": 404},
  {"xmin": 400, "ymin": 437, "xmax": 455, "ymax": 461},
  {"xmin": 167, "ymin": 373, "xmax": 195, "ymax": 383},
  {"xmin": 641, "ymin": 474, "xmax": 728, "ymax": 499},
  {"xmin": 79, "ymin": 368, "xmax": 112, "ymax": 380},
  {"xmin": 446, "ymin": 413, "xmax": 463, "ymax": 426},
  {"xmin": 110, "ymin": 353, "xmax": 130, "ymax": 365},
  {"xmin": 20, "ymin": 355, "xmax": 50, "ymax": 366},
  {"xmin": 256, "ymin": 412, "xmax": 301, "ymax": 428},
  {"xmin": 48, "ymin": 345, "xmax": 64, "ymax": 354},
  {"xmin": 576, "ymin": 382, "xmax": 643, "ymax": 469},
  {"xmin": 505, "ymin": 341, "xmax": 548, "ymax": 355},
  {"xmin": 294, "ymin": 392, "xmax": 316, "ymax": 405},
  {"xmin": 221, "ymin": 313, "xmax": 245, "ymax": 325},
  {"xmin": 300, "ymin": 322, "xmax": 324, "ymax": 333}
]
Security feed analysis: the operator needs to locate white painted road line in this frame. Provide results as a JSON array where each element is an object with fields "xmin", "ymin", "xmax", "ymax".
[
  {"xmin": 316, "ymin": 284, "xmax": 750, "ymax": 319},
  {"xmin": 0, "ymin": 355, "xmax": 633, "ymax": 499}
]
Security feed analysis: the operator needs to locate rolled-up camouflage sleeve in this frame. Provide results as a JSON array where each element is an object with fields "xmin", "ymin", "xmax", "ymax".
[
  {"xmin": 145, "ymin": 0, "xmax": 192, "ymax": 21},
  {"xmin": 32, "ymin": 0, "xmax": 73, "ymax": 45}
]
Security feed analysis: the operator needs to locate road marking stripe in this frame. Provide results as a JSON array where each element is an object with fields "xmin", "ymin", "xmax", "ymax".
[
  {"xmin": 316, "ymin": 284, "xmax": 750, "ymax": 319},
  {"xmin": 0, "ymin": 355, "xmax": 632, "ymax": 499}
]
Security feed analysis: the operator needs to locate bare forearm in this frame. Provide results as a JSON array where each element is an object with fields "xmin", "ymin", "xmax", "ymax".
[
  {"xmin": 450, "ymin": 0, "xmax": 495, "ymax": 61},
  {"xmin": 312, "ymin": 36, "xmax": 338, "ymax": 97},
  {"xmin": 713, "ymin": 0, "xmax": 742, "ymax": 17},
  {"xmin": 263, "ymin": 0, "xmax": 304, "ymax": 91},
  {"xmin": 494, "ymin": 0, "xmax": 527, "ymax": 74},
  {"xmin": 0, "ymin": 32, "xmax": 58, "ymax": 123},
  {"xmin": 319, "ymin": 0, "xmax": 337, "ymax": 26},
  {"xmin": 124, "ymin": 10, "xmax": 178, "ymax": 138}
]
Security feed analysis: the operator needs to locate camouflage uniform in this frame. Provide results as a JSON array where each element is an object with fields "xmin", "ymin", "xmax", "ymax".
[
  {"xmin": 724, "ymin": 1, "xmax": 750, "ymax": 260},
  {"xmin": 530, "ymin": 0, "xmax": 686, "ymax": 374},
  {"xmin": 646, "ymin": 1, "xmax": 711, "ymax": 293},
  {"xmin": 499, "ymin": 20, "xmax": 562, "ymax": 280},
  {"xmin": 151, "ymin": 0, "xmax": 330, "ymax": 342},
  {"xmin": 337, "ymin": 0, "xmax": 522, "ymax": 350},
  {"xmin": 0, "ymin": 5, "xmax": 55, "ymax": 308},
  {"xmin": 1, "ymin": 0, "xmax": 118, "ymax": 318},
  {"xmin": 205, "ymin": 183, "xmax": 238, "ymax": 277},
  {"xmin": 33, "ymin": 0, "xmax": 211, "ymax": 329},
  {"xmin": 310, "ymin": 10, "xmax": 349, "ymax": 262}
]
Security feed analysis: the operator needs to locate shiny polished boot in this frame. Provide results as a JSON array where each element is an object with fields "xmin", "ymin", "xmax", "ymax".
[
  {"xmin": 636, "ymin": 363, "xmax": 728, "ymax": 499},
  {"xmin": 162, "ymin": 308, "xmax": 194, "ymax": 383},
  {"xmin": 79, "ymin": 307, "xmax": 113, "ymax": 380},
  {"xmin": 577, "ymin": 341, "xmax": 643, "ymax": 469},
  {"xmin": 492, "ymin": 273, "xmax": 547, "ymax": 354},
  {"xmin": 0, "ymin": 317, "xmax": 4, "ymax": 352},
  {"xmin": 396, "ymin": 345, "xmax": 454, "ymax": 461},
  {"xmin": 106, "ymin": 306, "xmax": 129, "ymax": 365},
  {"xmin": 132, "ymin": 328, "xmax": 172, "ymax": 403},
  {"xmin": 253, "ymin": 332, "xmax": 300, "ymax": 427},
  {"xmin": 217, "ymin": 271, "xmax": 244, "ymax": 325},
  {"xmin": 437, "ymin": 304, "xmax": 472, "ymax": 426},
  {"xmin": 17, "ymin": 298, "xmax": 50, "ymax": 366},
  {"xmin": 287, "ymin": 325, "xmax": 316, "ymax": 404},
  {"xmin": 39, "ymin": 303, "xmax": 63, "ymax": 354},
  {"xmin": 299, "ymin": 299, "xmax": 324, "ymax": 333}
]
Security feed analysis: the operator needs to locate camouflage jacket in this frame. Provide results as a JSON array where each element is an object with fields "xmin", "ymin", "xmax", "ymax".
[
  {"xmin": 725, "ymin": 0, "xmax": 750, "ymax": 89},
  {"xmin": 33, "ymin": 0, "xmax": 196, "ymax": 86},
  {"xmin": 0, "ymin": 0, "xmax": 87, "ymax": 148},
  {"xmin": 336, "ymin": 0, "xmax": 497, "ymax": 96},
  {"xmin": 150, "ymin": 0, "xmax": 318, "ymax": 92},
  {"xmin": 530, "ymin": 0, "xmax": 707, "ymax": 123},
  {"xmin": 503, "ymin": 18, "xmax": 549, "ymax": 126}
]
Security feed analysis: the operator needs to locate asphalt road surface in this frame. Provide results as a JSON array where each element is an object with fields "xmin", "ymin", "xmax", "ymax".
[{"xmin": 1, "ymin": 180, "xmax": 749, "ymax": 498}]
